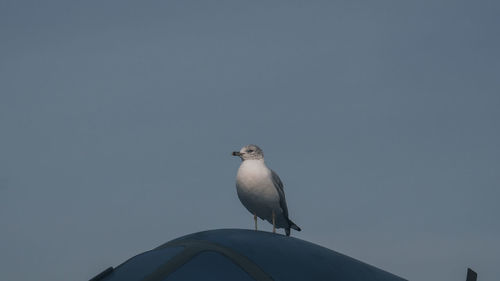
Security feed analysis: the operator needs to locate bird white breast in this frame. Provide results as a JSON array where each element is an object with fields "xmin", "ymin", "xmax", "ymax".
[{"xmin": 235, "ymin": 159, "xmax": 280, "ymax": 219}]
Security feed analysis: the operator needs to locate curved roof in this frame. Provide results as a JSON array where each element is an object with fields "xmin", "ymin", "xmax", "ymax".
[{"xmin": 91, "ymin": 229, "xmax": 407, "ymax": 281}]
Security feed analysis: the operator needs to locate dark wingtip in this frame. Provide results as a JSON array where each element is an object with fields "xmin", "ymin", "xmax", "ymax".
[{"xmin": 288, "ymin": 219, "xmax": 301, "ymax": 232}]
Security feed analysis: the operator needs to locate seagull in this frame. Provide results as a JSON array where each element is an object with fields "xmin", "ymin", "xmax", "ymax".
[{"xmin": 232, "ymin": 144, "xmax": 301, "ymax": 236}]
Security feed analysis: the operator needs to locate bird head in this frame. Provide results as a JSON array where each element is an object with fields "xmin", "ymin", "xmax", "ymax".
[{"xmin": 232, "ymin": 144, "xmax": 264, "ymax": 161}]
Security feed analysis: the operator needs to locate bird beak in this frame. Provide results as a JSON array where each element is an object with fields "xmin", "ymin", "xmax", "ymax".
[{"xmin": 232, "ymin": 151, "xmax": 242, "ymax": 156}]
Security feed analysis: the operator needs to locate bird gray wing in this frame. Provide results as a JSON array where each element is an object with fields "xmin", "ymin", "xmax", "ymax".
[{"xmin": 271, "ymin": 169, "xmax": 290, "ymax": 219}]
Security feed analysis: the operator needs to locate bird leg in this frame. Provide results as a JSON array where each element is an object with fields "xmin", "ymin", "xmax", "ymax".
[
  {"xmin": 272, "ymin": 210, "xmax": 276, "ymax": 233},
  {"xmin": 254, "ymin": 213, "xmax": 258, "ymax": 231}
]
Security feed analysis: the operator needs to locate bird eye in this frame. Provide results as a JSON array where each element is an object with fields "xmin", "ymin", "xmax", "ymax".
[{"xmin": 247, "ymin": 149, "xmax": 254, "ymax": 153}]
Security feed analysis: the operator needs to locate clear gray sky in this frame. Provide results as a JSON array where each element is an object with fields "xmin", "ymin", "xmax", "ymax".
[{"xmin": 1, "ymin": 1, "xmax": 499, "ymax": 280}]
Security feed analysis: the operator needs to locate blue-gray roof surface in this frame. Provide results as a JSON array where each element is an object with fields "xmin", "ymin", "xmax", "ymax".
[{"xmin": 93, "ymin": 229, "xmax": 408, "ymax": 281}]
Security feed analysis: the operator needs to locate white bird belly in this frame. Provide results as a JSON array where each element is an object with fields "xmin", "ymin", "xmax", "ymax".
[{"xmin": 235, "ymin": 160, "xmax": 283, "ymax": 224}]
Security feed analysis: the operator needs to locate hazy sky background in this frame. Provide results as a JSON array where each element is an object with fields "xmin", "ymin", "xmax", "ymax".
[{"xmin": 1, "ymin": 1, "xmax": 499, "ymax": 280}]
